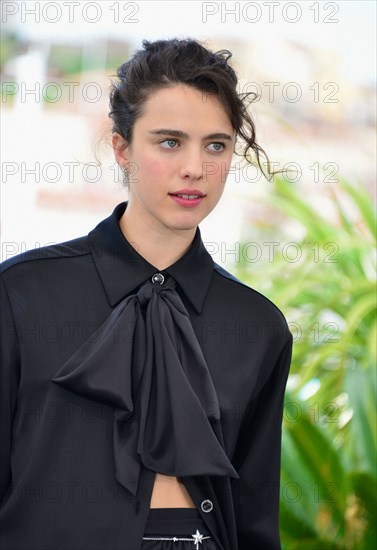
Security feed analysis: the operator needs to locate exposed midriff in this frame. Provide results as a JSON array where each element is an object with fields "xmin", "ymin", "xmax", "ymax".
[{"xmin": 149, "ymin": 473, "xmax": 197, "ymax": 508}]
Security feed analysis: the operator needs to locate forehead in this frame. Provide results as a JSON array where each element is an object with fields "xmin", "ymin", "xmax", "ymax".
[{"xmin": 138, "ymin": 84, "xmax": 233, "ymax": 132}]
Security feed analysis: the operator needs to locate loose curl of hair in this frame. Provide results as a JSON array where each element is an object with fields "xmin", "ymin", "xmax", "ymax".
[{"xmin": 101, "ymin": 37, "xmax": 284, "ymax": 187}]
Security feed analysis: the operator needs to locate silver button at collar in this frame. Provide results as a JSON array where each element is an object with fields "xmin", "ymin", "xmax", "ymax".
[
  {"xmin": 200, "ymin": 499, "xmax": 213, "ymax": 513},
  {"xmin": 151, "ymin": 273, "xmax": 165, "ymax": 285}
]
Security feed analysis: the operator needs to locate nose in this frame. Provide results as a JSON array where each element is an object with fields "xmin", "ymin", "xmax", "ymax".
[{"xmin": 178, "ymin": 145, "xmax": 204, "ymax": 180}]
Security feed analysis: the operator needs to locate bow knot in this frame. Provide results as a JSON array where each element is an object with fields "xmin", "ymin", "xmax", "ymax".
[{"xmin": 51, "ymin": 275, "xmax": 239, "ymax": 497}]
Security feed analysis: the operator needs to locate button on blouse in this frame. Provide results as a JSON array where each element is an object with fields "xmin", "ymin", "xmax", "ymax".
[{"xmin": 201, "ymin": 499, "xmax": 214, "ymax": 513}]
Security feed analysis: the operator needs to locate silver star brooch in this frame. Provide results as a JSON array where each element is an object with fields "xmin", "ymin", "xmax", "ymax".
[{"xmin": 191, "ymin": 529, "xmax": 205, "ymax": 545}]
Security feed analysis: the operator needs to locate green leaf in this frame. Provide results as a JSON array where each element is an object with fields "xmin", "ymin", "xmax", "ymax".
[{"xmin": 345, "ymin": 369, "xmax": 377, "ymax": 475}]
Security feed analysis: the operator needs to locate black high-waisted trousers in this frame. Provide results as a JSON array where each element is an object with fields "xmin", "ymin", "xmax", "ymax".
[{"xmin": 141, "ymin": 507, "xmax": 221, "ymax": 550}]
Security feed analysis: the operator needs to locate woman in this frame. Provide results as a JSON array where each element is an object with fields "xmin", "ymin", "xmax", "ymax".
[{"xmin": 0, "ymin": 38, "xmax": 292, "ymax": 550}]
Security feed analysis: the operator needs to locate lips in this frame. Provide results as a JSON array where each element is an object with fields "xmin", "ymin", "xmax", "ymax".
[
  {"xmin": 169, "ymin": 189, "xmax": 206, "ymax": 199},
  {"xmin": 169, "ymin": 194, "xmax": 205, "ymax": 208},
  {"xmin": 171, "ymin": 193, "xmax": 202, "ymax": 199}
]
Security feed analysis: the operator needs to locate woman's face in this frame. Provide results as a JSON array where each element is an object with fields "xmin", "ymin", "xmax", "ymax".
[{"xmin": 112, "ymin": 84, "xmax": 236, "ymax": 232}]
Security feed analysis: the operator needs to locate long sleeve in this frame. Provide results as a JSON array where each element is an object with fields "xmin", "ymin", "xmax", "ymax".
[
  {"xmin": 231, "ymin": 334, "xmax": 293, "ymax": 550},
  {"xmin": 0, "ymin": 274, "xmax": 21, "ymax": 505}
]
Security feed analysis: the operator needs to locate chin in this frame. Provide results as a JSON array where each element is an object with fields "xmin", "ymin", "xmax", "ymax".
[
  {"xmin": 167, "ymin": 217, "xmax": 201, "ymax": 232},
  {"xmin": 172, "ymin": 222, "xmax": 199, "ymax": 231}
]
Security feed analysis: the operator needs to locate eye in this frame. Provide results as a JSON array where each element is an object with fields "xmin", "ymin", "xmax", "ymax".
[
  {"xmin": 208, "ymin": 142, "xmax": 226, "ymax": 152},
  {"xmin": 160, "ymin": 139, "xmax": 179, "ymax": 149}
]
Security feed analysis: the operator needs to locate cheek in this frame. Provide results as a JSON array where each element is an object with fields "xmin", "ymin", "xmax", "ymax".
[
  {"xmin": 139, "ymin": 152, "xmax": 170, "ymax": 180},
  {"xmin": 210, "ymin": 162, "xmax": 230, "ymax": 189}
]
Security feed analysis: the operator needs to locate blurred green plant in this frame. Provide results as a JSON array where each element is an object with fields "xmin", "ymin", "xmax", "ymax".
[
  {"xmin": 234, "ymin": 177, "xmax": 376, "ymax": 549},
  {"xmin": 0, "ymin": 32, "xmax": 21, "ymax": 72}
]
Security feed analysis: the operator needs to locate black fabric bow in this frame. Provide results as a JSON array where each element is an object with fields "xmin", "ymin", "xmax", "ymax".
[{"xmin": 51, "ymin": 274, "xmax": 239, "ymax": 496}]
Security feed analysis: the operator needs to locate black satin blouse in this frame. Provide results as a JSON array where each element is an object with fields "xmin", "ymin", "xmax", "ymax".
[{"xmin": 0, "ymin": 201, "xmax": 292, "ymax": 550}]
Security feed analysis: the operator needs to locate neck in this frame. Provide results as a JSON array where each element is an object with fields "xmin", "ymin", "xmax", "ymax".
[{"xmin": 118, "ymin": 198, "xmax": 197, "ymax": 271}]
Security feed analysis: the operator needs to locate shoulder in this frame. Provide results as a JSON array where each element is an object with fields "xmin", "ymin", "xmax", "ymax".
[
  {"xmin": 0, "ymin": 235, "xmax": 92, "ymax": 284},
  {"xmin": 212, "ymin": 260, "xmax": 290, "ymax": 334}
]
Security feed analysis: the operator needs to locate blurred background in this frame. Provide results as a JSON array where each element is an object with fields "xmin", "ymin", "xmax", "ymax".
[{"xmin": 1, "ymin": 1, "xmax": 376, "ymax": 547}]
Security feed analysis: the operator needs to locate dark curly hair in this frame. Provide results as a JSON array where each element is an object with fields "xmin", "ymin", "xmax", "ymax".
[{"xmin": 103, "ymin": 37, "xmax": 284, "ymax": 186}]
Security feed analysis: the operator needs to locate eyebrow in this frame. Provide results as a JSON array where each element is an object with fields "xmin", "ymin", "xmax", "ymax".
[{"xmin": 148, "ymin": 129, "xmax": 234, "ymax": 141}]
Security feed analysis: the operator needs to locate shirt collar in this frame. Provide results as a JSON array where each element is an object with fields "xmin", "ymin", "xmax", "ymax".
[{"xmin": 88, "ymin": 201, "xmax": 214, "ymax": 315}]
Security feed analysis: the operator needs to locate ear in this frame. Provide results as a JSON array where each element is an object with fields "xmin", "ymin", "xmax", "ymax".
[{"xmin": 112, "ymin": 133, "xmax": 129, "ymax": 167}]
